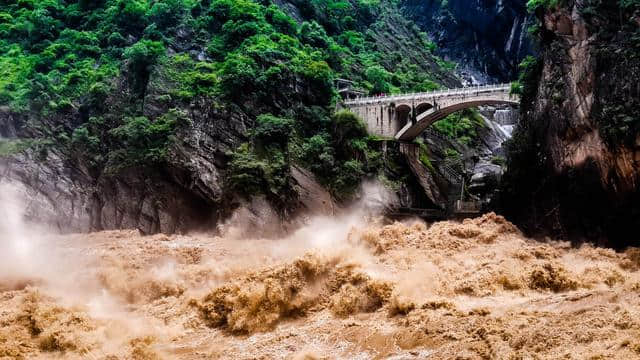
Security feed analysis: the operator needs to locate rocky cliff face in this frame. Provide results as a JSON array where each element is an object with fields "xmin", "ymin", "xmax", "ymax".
[
  {"xmin": 502, "ymin": 0, "xmax": 640, "ymax": 246},
  {"xmin": 403, "ymin": 0, "xmax": 533, "ymax": 83},
  {"xmin": 0, "ymin": 0, "xmax": 452, "ymax": 235},
  {"xmin": 0, "ymin": 0, "xmax": 527, "ymax": 235},
  {"xmin": 0, "ymin": 100, "xmax": 237, "ymax": 234},
  {"xmin": 0, "ymin": 83, "xmax": 342, "ymax": 235}
]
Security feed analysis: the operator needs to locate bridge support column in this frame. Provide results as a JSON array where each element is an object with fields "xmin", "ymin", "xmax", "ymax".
[{"xmin": 411, "ymin": 104, "xmax": 417, "ymax": 125}]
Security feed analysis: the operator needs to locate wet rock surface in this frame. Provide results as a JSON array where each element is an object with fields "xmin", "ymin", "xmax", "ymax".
[
  {"xmin": 403, "ymin": 0, "xmax": 534, "ymax": 83},
  {"xmin": 502, "ymin": 0, "xmax": 640, "ymax": 246}
]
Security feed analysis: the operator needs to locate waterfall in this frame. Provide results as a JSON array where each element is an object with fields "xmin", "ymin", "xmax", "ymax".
[{"xmin": 493, "ymin": 108, "xmax": 519, "ymax": 126}]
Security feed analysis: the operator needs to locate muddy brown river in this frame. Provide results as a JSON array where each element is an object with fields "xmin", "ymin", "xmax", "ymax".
[{"xmin": 1, "ymin": 203, "xmax": 640, "ymax": 359}]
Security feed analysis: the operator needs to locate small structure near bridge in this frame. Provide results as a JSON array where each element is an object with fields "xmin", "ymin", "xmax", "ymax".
[{"xmin": 334, "ymin": 78, "xmax": 365, "ymax": 100}]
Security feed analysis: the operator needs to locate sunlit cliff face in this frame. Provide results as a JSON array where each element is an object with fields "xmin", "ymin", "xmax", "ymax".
[{"xmin": 1, "ymin": 181, "xmax": 640, "ymax": 359}]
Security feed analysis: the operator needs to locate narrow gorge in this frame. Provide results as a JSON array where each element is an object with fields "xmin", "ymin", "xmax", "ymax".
[{"xmin": 0, "ymin": 0, "xmax": 639, "ymax": 359}]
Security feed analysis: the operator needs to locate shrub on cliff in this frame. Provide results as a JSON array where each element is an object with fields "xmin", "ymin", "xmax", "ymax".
[
  {"xmin": 526, "ymin": 0, "xmax": 561, "ymax": 12},
  {"xmin": 297, "ymin": 110, "xmax": 381, "ymax": 199},
  {"xmin": 107, "ymin": 109, "xmax": 188, "ymax": 171},
  {"xmin": 228, "ymin": 114, "xmax": 295, "ymax": 204},
  {"xmin": 253, "ymin": 114, "xmax": 295, "ymax": 148},
  {"xmin": 124, "ymin": 40, "xmax": 165, "ymax": 96}
]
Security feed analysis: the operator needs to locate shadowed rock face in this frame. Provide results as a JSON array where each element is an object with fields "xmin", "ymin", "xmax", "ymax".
[
  {"xmin": 403, "ymin": 0, "xmax": 534, "ymax": 83},
  {"xmin": 502, "ymin": 1, "xmax": 640, "ymax": 247},
  {"xmin": 0, "ymin": 104, "xmax": 338, "ymax": 235},
  {"xmin": 0, "ymin": 105, "xmax": 232, "ymax": 234}
]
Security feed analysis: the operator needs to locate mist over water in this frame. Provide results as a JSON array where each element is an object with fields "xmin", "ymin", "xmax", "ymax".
[
  {"xmin": 0, "ymin": 182, "xmax": 49, "ymax": 291},
  {"xmin": 1, "ymin": 180, "xmax": 640, "ymax": 359}
]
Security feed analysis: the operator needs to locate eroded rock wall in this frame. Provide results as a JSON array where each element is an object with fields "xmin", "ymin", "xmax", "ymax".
[
  {"xmin": 503, "ymin": 0, "xmax": 640, "ymax": 246},
  {"xmin": 403, "ymin": 0, "xmax": 533, "ymax": 83}
]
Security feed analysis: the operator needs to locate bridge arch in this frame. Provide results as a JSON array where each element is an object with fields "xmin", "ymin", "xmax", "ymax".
[
  {"xmin": 394, "ymin": 103, "xmax": 412, "ymax": 114},
  {"xmin": 392, "ymin": 102, "xmax": 434, "ymax": 128},
  {"xmin": 395, "ymin": 99, "xmax": 518, "ymax": 141},
  {"xmin": 415, "ymin": 102, "xmax": 434, "ymax": 116},
  {"xmin": 394, "ymin": 104, "xmax": 412, "ymax": 130}
]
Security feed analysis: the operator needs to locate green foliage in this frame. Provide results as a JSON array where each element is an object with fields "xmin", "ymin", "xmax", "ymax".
[
  {"xmin": 265, "ymin": 5, "xmax": 297, "ymax": 35},
  {"xmin": 124, "ymin": 40, "xmax": 165, "ymax": 95},
  {"xmin": 0, "ymin": 0, "xmax": 458, "ymax": 204},
  {"xmin": 510, "ymin": 81, "xmax": 523, "ymax": 95},
  {"xmin": 526, "ymin": 0, "xmax": 560, "ymax": 12},
  {"xmin": 491, "ymin": 155, "xmax": 506, "ymax": 166},
  {"xmin": 0, "ymin": 139, "xmax": 31, "ymax": 157},
  {"xmin": 618, "ymin": 0, "xmax": 640, "ymax": 9},
  {"xmin": 598, "ymin": 104, "xmax": 640, "ymax": 146},
  {"xmin": 107, "ymin": 108, "xmax": 187, "ymax": 170},
  {"xmin": 161, "ymin": 54, "xmax": 218, "ymax": 99},
  {"xmin": 515, "ymin": 55, "xmax": 542, "ymax": 113},
  {"xmin": 297, "ymin": 110, "xmax": 381, "ymax": 199},
  {"xmin": 227, "ymin": 142, "xmax": 292, "ymax": 199},
  {"xmin": 425, "ymin": 40, "xmax": 437, "ymax": 53},
  {"xmin": 332, "ymin": 159, "xmax": 366, "ymax": 193},
  {"xmin": 149, "ymin": 0, "xmax": 189, "ymax": 29},
  {"xmin": 415, "ymin": 140, "xmax": 435, "ymax": 172},
  {"xmin": 0, "ymin": 137, "xmax": 54, "ymax": 159},
  {"xmin": 0, "ymin": 0, "xmax": 454, "ymax": 109},
  {"xmin": 297, "ymin": 59, "xmax": 334, "ymax": 103},
  {"xmin": 0, "ymin": 46, "xmax": 37, "ymax": 110},
  {"xmin": 435, "ymin": 57, "xmax": 457, "ymax": 71},
  {"xmin": 301, "ymin": 133, "xmax": 335, "ymax": 175},
  {"xmin": 229, "ymin": 109, "xmax": 379, "ymax": 201},
  {"xmin": 111, "ymin": 0, "xmax": 150, "ymax": 33},
  {"xmin": 331, "ymin": 109, "xmax": 367, "ymax": 145},
  {"xmin": 365, "ymin": 65, "xmax": 392, "ymax": 94},
  {"xmin": 219, "ymin": 53, "xmax": 259, "ymax": 96},
  {"xmin": 70, "ymin": 125, "xmax": 102, "ymax": 164},
  {"xmin": 253, "ymin": 114, "xmax": 295, "ymax": 147},
  {"xmin": 299, "ymin": 21, "xmax": 330, "ymax": 48},
  {"xmin": 433, "ymin": 109, "xmax": 485, "ymax": 145},
  {"xmin": 227, "ymin": 143, "xmax": 268, "ymax": 195},
  {"xmin": 445, "ymin": 148, "xmax": 460, "ymax": 159},
  {"xmin": 228, "ymin": 114, "xmax": 294, "ymax": 202}
]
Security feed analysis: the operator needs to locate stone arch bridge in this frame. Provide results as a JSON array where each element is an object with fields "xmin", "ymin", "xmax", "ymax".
[{"xmin": 343, "ymin": 84, "xmax": 519, "ymax": 141}]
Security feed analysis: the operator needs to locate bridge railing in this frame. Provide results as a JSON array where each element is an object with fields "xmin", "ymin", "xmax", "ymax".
[{"xmin": 343, "ymin": 83, "xmax": 513, "ymax": 105}]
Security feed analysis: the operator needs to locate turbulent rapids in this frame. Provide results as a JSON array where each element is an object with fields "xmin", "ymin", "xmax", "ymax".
[{"xmin": 1, "ymin": 186, "xmax": 640, "ymax": 359}]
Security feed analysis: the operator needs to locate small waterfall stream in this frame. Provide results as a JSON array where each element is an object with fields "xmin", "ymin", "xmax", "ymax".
[
  {"xmin": 494, "ymin": 108, "xmax": 519, "ymax": 125},
  {"xmin": 490, "ymin": 107, "xmax": 519, "ymax": 138}
]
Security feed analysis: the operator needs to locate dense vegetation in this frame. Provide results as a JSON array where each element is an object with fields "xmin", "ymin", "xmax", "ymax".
[
  {"xmin": 526, "ymin": 0, "xmax": 562, "ymax": 12},
  {"xmin": 0, "ymin": 0, "xmax": 458, "ymax": 203},
  {"xmin": 432, "ymin": 109, "xmax": 486, "ymax": 146}
]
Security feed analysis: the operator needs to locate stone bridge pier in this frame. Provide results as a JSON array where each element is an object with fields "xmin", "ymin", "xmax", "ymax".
[{"xmin": 344, "ymin": 84, "xmax": 519, "ymax": 141}]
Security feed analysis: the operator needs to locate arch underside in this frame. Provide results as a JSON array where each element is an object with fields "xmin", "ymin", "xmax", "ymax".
[
  {"xmin": 395, "ymin": 99, "xmax": 519, "ymax": 141},
  {"xmin": 395, "ymin": 104, "xmax": 412, "ymax": 130}
]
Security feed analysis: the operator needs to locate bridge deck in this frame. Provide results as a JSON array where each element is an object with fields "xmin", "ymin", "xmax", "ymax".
[{"xmin": 344, "ymin": 83, "xmax": 512, "ymax": 106}]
